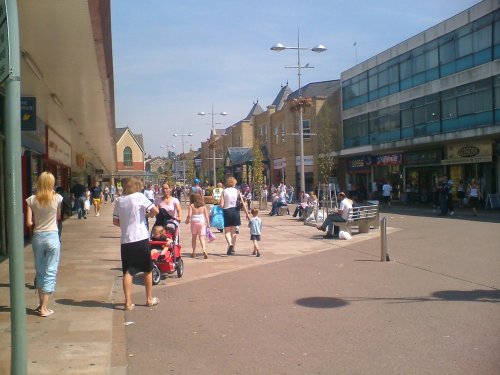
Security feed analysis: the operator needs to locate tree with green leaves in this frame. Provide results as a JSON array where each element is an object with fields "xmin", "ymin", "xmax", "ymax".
[
  {"xmin": 186, "ymin": 158, "xmax": 195, "ymax": 184},
  {"xmin": 252, "ymin": 139, "xmax": 265, "ymax": 200},
  {"xmin": 315, "ymin": 97, "xmax": 338, "ymax": 186}
]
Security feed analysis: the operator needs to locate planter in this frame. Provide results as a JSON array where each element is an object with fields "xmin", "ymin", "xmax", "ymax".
[{"xmin": 204, "ymin": 196, "xmax": 215, "ymax": 205}]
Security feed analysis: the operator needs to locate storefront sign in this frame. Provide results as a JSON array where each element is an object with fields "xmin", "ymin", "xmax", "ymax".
[
  {"xmin": 21, "ymin": 97, "xmax": 37, "ymax": 131},
  {"xmin": 273, "ymin": 158, "xmax": 286, "ymax": 169},
  {"xmin": 347, "ymin": 155, "xmax": 372, "ymax": 171},
  {"xmin": 295, "ymin": 155, "xmax": 314, "ymax": 166},
  {"xmin": 75, "ymin": 153, "xmax": 86, "ymax": 168},
  {"xmin": 372, "ymin": 153, "xmax": 402, "ymax": 166},
  {"xmin": 404, "ymin": 149, "xmax": 443, "ymax": 165},
  {"xmin": 442, "ymin": 142, "xmax": 492, "ymax": 165},
  {"xmin": 47, "ymin": 127, "xmax": 71, "ymax": 167}
]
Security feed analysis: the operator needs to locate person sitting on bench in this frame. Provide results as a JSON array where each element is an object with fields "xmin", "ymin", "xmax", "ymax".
[
  {"xmin": 316, "ymin": 192, "xmax": 352, "ymax": 239},
  {"xmin": 270, "ymin": 188, "xmax": 289, "ymax": 216}
]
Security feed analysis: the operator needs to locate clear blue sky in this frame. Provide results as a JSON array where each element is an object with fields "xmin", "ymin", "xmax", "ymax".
[{"xmin": 111, "ymin": 0, "xmax": 480, "ymax": 157}]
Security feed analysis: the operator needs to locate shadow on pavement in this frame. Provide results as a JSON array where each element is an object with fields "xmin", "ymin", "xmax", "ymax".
[
  {"xmin": 55, "ymin": 298, "xmax": 118, "ymax": 310},
  {"xmin": 344, "ymin": 289, "xmax": 500, "ymax": 304},
  {"xmin": 432, "ymin": 289, "xmax": 500, "ymax": 302},
  {"xmin": 295, "ymin": 296, "xmax": 349, "ymax": 309}
]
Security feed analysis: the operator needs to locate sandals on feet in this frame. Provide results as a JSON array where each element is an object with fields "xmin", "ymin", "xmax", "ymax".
[
  {"xmin": 146, "ymin": 297, "xmax": 160, "ymax": 307},
  {"xmin": 40, "ymin": 309, "xmax": 54, "ymax": 317},
  {"xmin": 124, "ymin": 304, "xmax": 135, "ymax": 311}
]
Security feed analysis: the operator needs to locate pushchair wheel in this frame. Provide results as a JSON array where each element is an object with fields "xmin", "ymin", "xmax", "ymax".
[
  {"xmin": 176, "ymin": 258, "xmax": 184, "ymax": 278},
  {"xmin": 152, "ymin": 263, "xmax": 162, "ymax": 285}
]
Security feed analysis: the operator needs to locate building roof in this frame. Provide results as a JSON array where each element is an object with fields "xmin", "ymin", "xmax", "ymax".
[
  {"xmin": 271, "ymin": 84, "xmax": 293, "ymax": 110},
  {"xmin": 214, "ymin": 128, "xmax": 226, "ymax": 136},
  {"xmin": 287, "ymin": 80, "xmax": 340, "ymax": 100},
  {"xmin": 115, "ymin": 127, "xmax": 145, "ymax": 152},
  {"xmin": 243, "ymin": 101, "xmax": 264, "ymax": 120}
]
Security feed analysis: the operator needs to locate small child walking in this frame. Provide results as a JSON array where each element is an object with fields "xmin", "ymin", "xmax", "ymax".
[
  {"xmin": 248, "ymin": 208, "xmax": 262, "ymax": 257},
  {"xmin": 185, "ymin": 193, "xmax": 210, "ymax": 259}
]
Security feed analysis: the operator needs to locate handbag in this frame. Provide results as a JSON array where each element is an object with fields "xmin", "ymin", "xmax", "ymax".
[
  {"xmin": 236, "ymin": 193, "xmax": 244, "ymax": 210},
  {"xmin": 206, "ymin": 227, "xmax": 216, "ymax": 242}
]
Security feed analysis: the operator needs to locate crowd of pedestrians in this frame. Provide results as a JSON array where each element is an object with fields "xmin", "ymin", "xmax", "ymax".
[{"xmin": 26, "ymin": 171, "xmax": 489, "ymax": 316}]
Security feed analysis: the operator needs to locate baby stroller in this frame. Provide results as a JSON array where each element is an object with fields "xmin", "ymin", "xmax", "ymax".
[{"xmin": 150, "ymin": 211, "xmax": 184, "ymax": 285}]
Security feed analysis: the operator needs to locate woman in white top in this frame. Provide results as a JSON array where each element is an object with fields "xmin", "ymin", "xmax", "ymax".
[
  {"xmin": 467, "ymin": 179, "xmax": 481, "ymax": 216},
  {"xmin": 113, "ymin": 177, "xmax": 160, "ymax": 310},
  {"xmin": 26, "ymin": 172, "xmax": 63, "ymax": 317},
  {"xmin": 219, "ymin": 177, "xmax": 250, "ymax": 255}
]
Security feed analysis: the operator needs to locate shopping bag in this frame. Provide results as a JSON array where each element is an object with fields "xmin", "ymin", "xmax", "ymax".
[
  {"xmin": 339, "ymin": 231, "xmax": 352, "ymax": 240},
  {"xmin": 210, "ymin": 205, "xmax": 224, "ymax": 229},
  {"xmin": 84, "ymin": 199, "xmax": 90, "ymax": 211},
  {"xmin": 206, "ymin": 227, "xmax": 216, "ymax": 242}
]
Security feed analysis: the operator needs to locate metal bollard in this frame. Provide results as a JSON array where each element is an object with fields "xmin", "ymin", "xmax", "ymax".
[{"xmin": 380, "ymin": 217, "xmax": 390, "ymax": 262}]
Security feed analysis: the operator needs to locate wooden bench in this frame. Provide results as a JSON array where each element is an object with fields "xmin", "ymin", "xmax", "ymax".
[{"xmin": 335, "ymin": 205, "xmax": 379, "ymax": 234}]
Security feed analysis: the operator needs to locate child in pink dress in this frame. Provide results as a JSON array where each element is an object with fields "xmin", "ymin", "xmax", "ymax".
[{"xmin": 185, "ymin": 193, "xmax": 210, "ymax": 259}]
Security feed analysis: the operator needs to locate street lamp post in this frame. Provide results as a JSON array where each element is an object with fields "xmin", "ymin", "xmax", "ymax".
[
  {"xmin": 160, "ymin": 144, "xmax": 176, "ymax": 180},
  {"xmin": 173, "ymin": 132, "xmax": 193, "ymax": 185},
  {"xmin": 198, "ymin": 105, "xmax": 228, "ymax": 186},
  {"xmin": 271, "ymin": 32, "xmax": 326, "ymax": 193}
]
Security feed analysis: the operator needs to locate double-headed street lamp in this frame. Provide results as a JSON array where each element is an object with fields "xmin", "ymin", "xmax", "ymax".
[
  {"xmin": 271, "ymin": 32, "xmax": 326, "ymax": 194},
  {"xmin": 197, "ymin": 106, "xmax": 228, "ymax": 185},
  {"xmin": 173, "ymin": 132, "xmax": 193, "ymax": 184}
]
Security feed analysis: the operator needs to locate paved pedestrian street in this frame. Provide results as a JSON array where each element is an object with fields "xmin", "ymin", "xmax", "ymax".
[{"xmin": 1, "ymin": 202, "xmax": 499, "ymax": 374}]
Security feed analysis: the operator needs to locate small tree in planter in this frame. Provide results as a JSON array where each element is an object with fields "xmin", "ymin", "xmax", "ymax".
[{"xmin": 252, "ymin": 139, "xmax": 266, "ymax": 209}]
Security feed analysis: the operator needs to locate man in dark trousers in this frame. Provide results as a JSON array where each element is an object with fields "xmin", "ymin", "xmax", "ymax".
[{"xmin": 72, "ymin": 181, "xmax": 87, "ymax": 219}]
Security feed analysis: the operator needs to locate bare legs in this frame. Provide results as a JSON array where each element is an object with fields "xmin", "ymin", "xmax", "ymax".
[
  {"xmin": 123, "ymin": 271, "xmax": 133, "ymax": 310},
  {"xmin": 191, "ymin": 234, "xmax": 208, "ymax": 258},
  {"xmin": 224, "ymin": 226, "xmax": 237, "ymax": 248},
  {"xmin": 123, "ymin": 270, "xmax": 153, "ymax": 309},
  {"xmin": 37, "ymin": 289, "xmax": 51, "ymax": 316}
]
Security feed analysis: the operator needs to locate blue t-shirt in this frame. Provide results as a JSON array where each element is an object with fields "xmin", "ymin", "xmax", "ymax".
[{"xmin": 248, "ymin": 217, "xmax": 262, "ymax": 235}]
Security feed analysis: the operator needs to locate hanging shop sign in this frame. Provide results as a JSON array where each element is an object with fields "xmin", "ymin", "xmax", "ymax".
[
  {"xmin": 347, "ymin": 155, "xmax": 372, "ymax": 171},
  {"xmin": 441, "ymin": 142, "xmax": 492, "ymax": 165},
  {"xmin": 21, "ymin": 97, "xmax": 37, "ymax": 131},
  {"xmin": 404, "ymin": 149, "xmax": 443, "ymax": 165},
  {"xmin": 372, "ymin": 153, "xmax": 402, "ymax": 166},
  {"xmin": 47, "ymin": 127, "xmax": 71, "ymax": 167},
  {"xmin": 75, "ymin": 153, "xmax": 86, "ymax": 168},
  {"xmin": 273, "ymin": 158, "xmax": 286, "ymax": 170}
]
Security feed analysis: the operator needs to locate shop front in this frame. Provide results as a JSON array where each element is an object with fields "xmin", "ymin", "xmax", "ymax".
[
  {"xmin": 441, "ymin": 141, "xmax": 495, "ymax": 197},
  {"xmin": 403, "ymin": 149, "xmax": 444, "ymax": 204},
  {"xmin": 44, "ymin": 127, "xmax": 72, "ymax": 191},
  {"xmin": 294, "ymin": 155, "xmax": 314, "ymax": 193},
  {"xmin": 273, "ymin": 158, "xmax": 285, "ymax": 186},
  {"xmin": 346, "ymin": 155, "xmax": 372, "ymax": 201},
  {"xmin": 372, "ymin": 153, "xmax": 403, "ymax": 201},
  {"xmin": 21, "ymin": 109, "xmax": 47, "ymax": 237}
]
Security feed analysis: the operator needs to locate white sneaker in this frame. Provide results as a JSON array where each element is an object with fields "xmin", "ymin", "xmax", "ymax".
[{"xmin": 96, "ymin": 213, "xmax": 100, "ymax": 217}]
